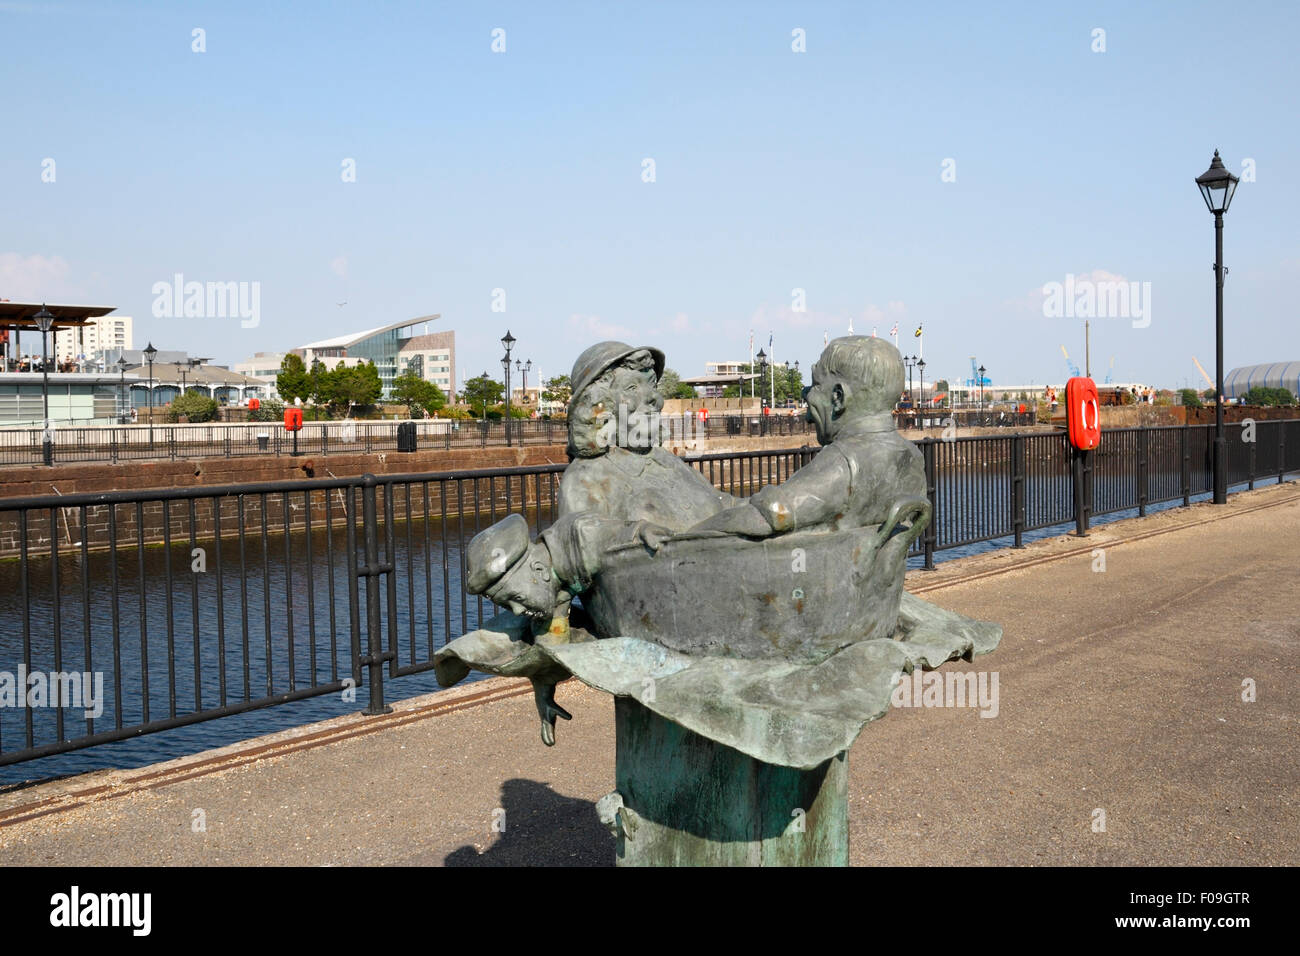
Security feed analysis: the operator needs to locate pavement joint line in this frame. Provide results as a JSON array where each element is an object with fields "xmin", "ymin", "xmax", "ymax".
[
  {"xmin": 907, "ymin": 485, "xmax": 1300, "ymax": 594},
  {"xmin": 2, "ymin": 483, "xmax": 1294, "ymax": 830}
]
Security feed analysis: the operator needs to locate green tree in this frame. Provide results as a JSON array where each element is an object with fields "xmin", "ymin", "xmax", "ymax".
[
  {"xmin": 338, "ymin": 361, "xmax": 382, "ymax": 407},
  {"xmin": 308, "ymin": 358, "xmax": 330, "ymax": 406},
  {"xmin": 722, "ymin": 363, "xmax": 803, "ymax": 405},
  {"xmin": 658, "ymin": 368, "xmax": 697, "ymax": 400},
  {"xmin": 1179, "ymin": 388, "xmax": 1203, "ymax": 408},
  {"xmin": 462, "ymin": 373, "xmax": 505, "ymax": 416},
  {"xmin": 390, "ymin": 369, "xmax": 447, "ymax": 418},
  {"xmin": 541, "ymin": 374, "xmax": 571, "ymax": 408},
  {"xmin": 276, "ymin": 353, "xmax": 311, "ymax": 404},
  {"xmin": 1243, "ymin": 386, "xmax": 1296, "ymax": 406},
  {"xmin": 166, "ymin": 391, "xmax": 219, "ymax": 423}
]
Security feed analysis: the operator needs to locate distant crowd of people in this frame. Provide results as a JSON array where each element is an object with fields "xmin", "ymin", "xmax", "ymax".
[{"xmin": 2, "ymin": 357, "xmax": 84, "ymax": 373}]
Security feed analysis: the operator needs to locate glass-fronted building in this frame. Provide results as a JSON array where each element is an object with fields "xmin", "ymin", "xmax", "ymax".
[{"xmin": 296, "ymin": 315, "xmax": 454, "ymax": 401}]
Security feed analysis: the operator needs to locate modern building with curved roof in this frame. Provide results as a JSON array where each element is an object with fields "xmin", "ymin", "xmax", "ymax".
[{"xmin": 1223, "ymin": 362, "xmax": 1300, "ymax": 399}]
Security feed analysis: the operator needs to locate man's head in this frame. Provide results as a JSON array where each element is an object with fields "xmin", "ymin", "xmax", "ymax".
[
  {"xmin": 465, "ymin": 514, "xmax": 561, "ymax": 619},
  {"xmin": 566, "ymin": 343, "xmax": 665, "ymax": 458},
  {"xmin": 803, "ymin": 336, "xmax": 904, "ymax": 444}
]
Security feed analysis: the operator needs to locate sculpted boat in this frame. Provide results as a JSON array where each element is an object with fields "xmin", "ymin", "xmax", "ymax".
[{"xmin": 585, "ymin": 522, "xmax": 918, "ymax": 663}]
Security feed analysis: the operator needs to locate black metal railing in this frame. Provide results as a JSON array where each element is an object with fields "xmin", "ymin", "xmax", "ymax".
[
  {"xmin": 2, "ymin": 423, "xmax": 1297, "ymax": 767},
  {"xmin": 0, "ymin": 447, "xmax": 812, "ymax": 765},
  {"xmin": 0, "ymin": 415, "xmax": 817, "ymax": 466}
]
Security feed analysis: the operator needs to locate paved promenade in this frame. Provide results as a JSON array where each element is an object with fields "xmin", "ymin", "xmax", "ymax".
[{"xmin": 2, "ymin": 482, "xmax": 1297, "ymax": 866}]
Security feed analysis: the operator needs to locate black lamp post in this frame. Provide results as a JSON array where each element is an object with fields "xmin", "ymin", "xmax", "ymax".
[
  {"xmin": 33, "ymin": 305, "xmax": 55, "ymax": 465},
  {"xmin": 516, "ymin": 358, "xmax": 532, "ymax": 409},
  {"xmin": 978, "ymin": 364, "xmax": 987, "ymax": 417},
  {"xmin": 117, "ymin": 356, "xmax": 129, "ymax": 422},
  {"xmin": 902, "ymin": 355, "xmax": 916, "ymax": 407},
  {"xmin": 501, "ymin": 330, "xmax": 515, "ymax": 446},
  {"xmin": 144, "ymin": 342, "xmax": 158, "ymax": 449},
  {"xmin": 1196, "ymin": 149, "xmax": 1240, "ymax": 505},
  {"xmin": 917, "ymin": 358, "xmax": 926, "ymax": 420}
]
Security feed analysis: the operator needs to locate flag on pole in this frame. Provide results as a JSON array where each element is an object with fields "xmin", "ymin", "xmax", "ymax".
[
  {"xmin": 914, "ymin": 325, "xmax": 923, "ymax": 338},
  {"xmin": 890, "ymin": 322, "xmax": 898, "ymax": 338}
]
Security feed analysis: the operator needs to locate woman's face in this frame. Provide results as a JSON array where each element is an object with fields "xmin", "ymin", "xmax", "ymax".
[{"xmin": 611, "ymin": 356, "xmax": 662, "ymax": 451}]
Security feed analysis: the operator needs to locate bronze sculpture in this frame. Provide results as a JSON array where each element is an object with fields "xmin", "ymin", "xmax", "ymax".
[{"xmin": 434, "ymin": 336, "xmax": 1002, "ymax": 864}]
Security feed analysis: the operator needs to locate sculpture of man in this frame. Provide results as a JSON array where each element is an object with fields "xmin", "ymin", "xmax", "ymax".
[{"xmin": 691, "ymin": 335, "xmax": 926, "ymax": 539}]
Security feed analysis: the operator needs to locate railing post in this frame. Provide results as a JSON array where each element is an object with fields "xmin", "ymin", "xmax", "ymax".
[
  {"xmin": 169, "ymin": 429, "xmax": 177, "ymax": 461},
  {"xmin": 111, "ymin": 429, "xmax": 119, "ymax": 464},
  {"xmin": 358, "ymin": 473, "xmax": 394, "ymax": 715},
  {"xmin": 1011, "ymin": 434, "xmax": 1025, "ymax": 548},
  {"xmin": 1280, "ymin": 419, "xmax": 1287, "ymax": 484},
  {"xmin": 1071, "ymin": 445, "xmax": 1089, "ymax": 537},
  {"xmin": 322, "ymin": 424, "xmax": 328, "ymax": 457},
  {"xmin": 922, "ymin": 439, "xmax": 937, "ymax": 570},
  {"xmin": 1137, "ymin": 427, "xmax": 1149, "ymax": 517},
  {"xmin": 1247, "ymin": 422, "xmax": 1256, "ymax": 490},
  {"xmin": 1181, "ymin": 423, "xmax": 1191, "ymax": 507}
]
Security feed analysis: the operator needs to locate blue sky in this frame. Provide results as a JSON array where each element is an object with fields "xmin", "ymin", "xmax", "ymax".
[{"xmin": 3, "ymin": 0, "xmax": 1297, "ymax": 392}]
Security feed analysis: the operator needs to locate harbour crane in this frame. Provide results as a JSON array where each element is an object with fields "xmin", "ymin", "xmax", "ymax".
[{"xmin": 1060, "ymin": 345, "xmax": 1080, "ymax": 378}]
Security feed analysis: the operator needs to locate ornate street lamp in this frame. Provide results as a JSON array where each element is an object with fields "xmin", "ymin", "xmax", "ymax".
[
  {"xmin": 500, "ymin": 330, "xmax": 515, "ymax": 446},
  {"xmin": 117, "ymin": 356, "xmax": 129, "ymax": 422},
  {"xmin": 143, "ymin": 342, "xmax": 158, "ymax": 449},
  {"xmin": 33, "ymin": 305, "xmax": 55, "ymax": 465},
  {"xmin": 516, "ymin": 358, "xmax": 532, "ymax": 407},
  {"xmin": 917, "ymin": 358, "xmax": 926, "ymax": 420},
  {"xmin": 978, "ymin": 364, "xmax": 987, "ymax": 418},
  {"xmin": 1196, "ymin": 149, "xmax": 1240, "ymax": 505}
]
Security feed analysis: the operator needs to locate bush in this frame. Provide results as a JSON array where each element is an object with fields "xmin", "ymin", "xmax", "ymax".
[
  {"xmin": 248, "ymin": 399, "xmax": 286, "ymax": 423},
  {"xmin": 1179, "ymin": 388, "xmax": 1203, "ymax": 409},
  {"xmin": 1242, "ymin": 386, "xmax": 1296, "ymax": 407},
  {"xmin": 166, "ymin": 392, "xmax": 219, "ymax": 423}
]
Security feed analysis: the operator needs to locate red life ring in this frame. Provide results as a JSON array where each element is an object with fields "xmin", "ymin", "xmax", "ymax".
[{"xmin": 1066, "ymin": 377, "xmax": 1101, "ymax": 450}]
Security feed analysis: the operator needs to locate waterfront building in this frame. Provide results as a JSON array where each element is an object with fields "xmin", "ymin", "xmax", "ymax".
[
  {"xmin": 293, "ymin": 315, "xmax": 453, "ymax": 401},
  {"xmin": 1224, "ymin": 362, "xmax": 1300, "ymax": 401},
  {"xmin": 53, "ymin": 314, "xmax": 133, "ymax": 366}
]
